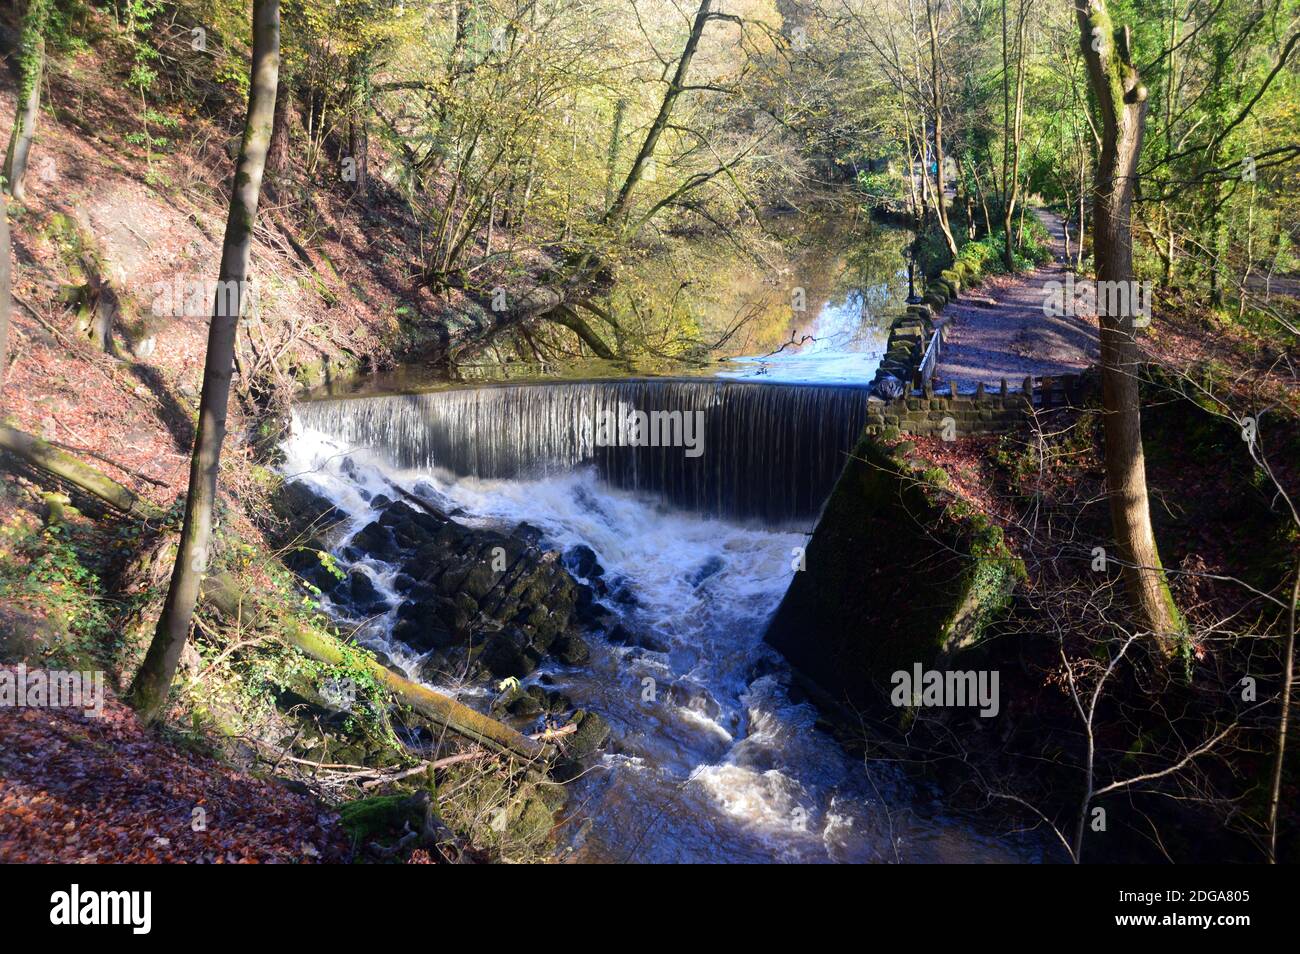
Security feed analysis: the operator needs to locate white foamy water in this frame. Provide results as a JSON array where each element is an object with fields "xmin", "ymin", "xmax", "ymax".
[{"xmin": 282, "ymin": 418, "xmax": 1039, "ymax": 863}]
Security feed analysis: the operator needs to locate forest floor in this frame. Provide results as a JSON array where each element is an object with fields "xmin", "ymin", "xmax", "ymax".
[
  {"xmin": 937, "ymin": 209, "xmax": 1100, "ymax": 389},
  {"xmin": 0, "ymin": 666, "xmax": 350, "ymax": 863}
]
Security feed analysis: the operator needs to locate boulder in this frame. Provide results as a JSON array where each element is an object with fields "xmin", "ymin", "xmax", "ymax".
[
  {"xmin": 346, "ymin": 570, "xmax": 391, "ymax": 616},
  {"xmin": 566, "ymin": 709, "xmax": 610, "ymax": 760},
  {"xmin": 347, "ymin": 521, "xmax": 401, "ymax": 563},
  {"xmin": 563, "ymin": 544, "xmax": 604, "ymax": 580}
]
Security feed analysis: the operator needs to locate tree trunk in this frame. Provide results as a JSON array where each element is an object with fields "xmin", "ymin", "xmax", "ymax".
[
  {"xmin": 348, "ymin": 115, "xmax": 369, "ymax": 197},
  {"xmin": 925, "ymin": 0, "xmax": 959, "ymax": 259},
  {"xmin": 0, "ymin": 195, "xmax": 10, "ymax": 386},
  {"xmin": 1001, "ymin": 0, "xmax": 1028, "ymax": 269},
  {"xmin": 266, "ymin": 77, "xmax": 293, "ymax": 181},
  {"xmin": 3, "ymin": 3, "xmax": 47, "ymax": 204},
  {"xmin": 1076, "ymin": 0, "xmax": 1182, "ymax": 647},
  {"xmin": 1268, "ymin": 563, "xmax": 1299, "ymax": 863},
  {"xmin": 78, "ymin": 251, "xmax": 120, "ymax": 354},
  {"xmin": 548, "ymin": 307, "xmax": 614, "ymax": 358},
  {"xmin": 968, "ymin": 157, "xmax": 993, "ymax": 237},
  {"xmin": 604, "ymin": 97, "xmax": 627, "ymax": 213},
  {"xmin": 129, "ymin": 0, "xmax": 281, "ymax": 725},
  {"xmin": 603, "ymin": 0, "xmax": 714, "ymax": 231}
]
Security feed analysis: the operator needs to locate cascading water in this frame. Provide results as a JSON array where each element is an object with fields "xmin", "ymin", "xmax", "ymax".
[
  {"xmin": 283, "ymin": 379, "xmax": 1040, "ymax": 862},
  {"xmin": 293, "ymin": 379, "xmax": 872, "ymax": 523}
]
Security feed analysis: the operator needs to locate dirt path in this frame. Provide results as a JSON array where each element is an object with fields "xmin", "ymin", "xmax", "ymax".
[{"xmin": 936, "ymin": 210, "xmax": 1098, "ymax": 390}]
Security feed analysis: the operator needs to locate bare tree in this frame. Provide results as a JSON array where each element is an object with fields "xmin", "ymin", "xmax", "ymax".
[
  {"xmin": 603, "ymin": 0, "xmax": 721, "ymax": 232},
  {"xmin": 129, "ymin": 0, "xmax": 282, "ymax": 724},
  {"xmin": 924, "ymin": 0, "xmax": 959, "ymax": 258},
  {"xmin": 1000, "ymin": 0, "xmax": 1030, "ymax": 268}
]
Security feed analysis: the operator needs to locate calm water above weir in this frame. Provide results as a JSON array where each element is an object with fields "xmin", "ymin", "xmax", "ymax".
[{"xmin": 284, "ymin": 214, "xmax": 1041, "ymax": 862}]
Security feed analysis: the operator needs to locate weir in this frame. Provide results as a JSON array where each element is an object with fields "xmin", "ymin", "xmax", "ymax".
[{"xmin": 295, "ymin": 379, "xmax": 872, "ymax": 522}]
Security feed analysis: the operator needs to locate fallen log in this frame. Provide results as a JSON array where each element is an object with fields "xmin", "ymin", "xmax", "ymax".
[
  {"xmin": 0, "ymin": 425, "xmax": 544, "ymax": 763},
  {"xmin": 0, "ymin": 424, "xmax": 164, "ymax": 519},
  {"xmin": 201, "ymin": 573, "xmax": 547, "ymax": 762}
]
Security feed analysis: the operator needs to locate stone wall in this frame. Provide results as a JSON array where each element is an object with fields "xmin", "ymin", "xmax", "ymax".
[
  {"xmin": 764, "ymin": 434, "xmax": 1025, "ymax": 713},
  {"xmin": 867, "ymin": 374, "xmax": 1087, "ymax": 438}
]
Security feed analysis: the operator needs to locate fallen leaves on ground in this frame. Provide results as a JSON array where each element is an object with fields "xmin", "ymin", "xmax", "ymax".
[{"xmin": 0, "ymin": 668, "xmax": 349, "ymax": 863}]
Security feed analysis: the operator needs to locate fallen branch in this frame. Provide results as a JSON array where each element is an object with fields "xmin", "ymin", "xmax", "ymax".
[
  {"xmin": 0, "ymin": 424, "xmax": 165, "ymax": 520},
  {"xmin": 201, "ymin": 573, "xmax": 548, "ymax": 762},
  {"xmin": 360, "ymin": 750, "xmax": 489, "ymax": 790}
]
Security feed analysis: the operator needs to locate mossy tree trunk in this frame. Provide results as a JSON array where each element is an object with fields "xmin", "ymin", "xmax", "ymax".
[
  {"xmin": 1075, "ymin": 0, "xmax": 1182, "ymax": 647},
  {"xmin": 129, "ymin": 0, "xmax": 282, "ymax": 725},
  {"xmin": 3, "ymin": 0, "xmax": 50, "ymax": 203},
  {"xmin": 0, "ymin": 424, "xmax": 163, "ymax": 518}
]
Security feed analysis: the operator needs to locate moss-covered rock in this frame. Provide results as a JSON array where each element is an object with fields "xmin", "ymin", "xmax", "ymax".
[
  {"xmin": 763, "ymin": 435, "xmax": 1024, "ymax": 711},
  {"xmin": 567, "ymin": 709, "xmax": 610, "ymax": 759},
  {"xmin": 337, "ymin": 794, "xmax": 425, "ymax": 842}
]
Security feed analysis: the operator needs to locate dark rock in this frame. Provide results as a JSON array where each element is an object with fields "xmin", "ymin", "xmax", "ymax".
[
  {"xmin": 633, "ymin": 632, "xmax": 670, "ymax": 654},
  {"xmin": 397, "ymin": 594, "xmax": 471, "ymax": 635},
  {"xmin": 380, "ymin": 501, "xmax": 446, "ymax": 549},
  {"xmin": 271, "ymin": 481, "xmax": 343, "ymax": 542},
  {"xmin": 390, "ymin": 600, "xmax": 460, "ymax": 652},
  {"xmin": 285, "ymin": 548, "xmax": 343, "ymax": 594},
  {"xmin": 515, "ymin": 522, "xmax": 545, "ymax": 545},
  {"xmin": 607, "ymin": 576, "xmax": 639, "ymax": 607},
  {"xmin": 605, "ymin": 623, "xmax": 634, "ymax": 645},
  {"xmin": 567, "ymin": 709, "xmax": 610, "ymax": 760},
  {"xmin": 271, "ymin": 482, "xmax": 346, "ymax": 591},
  {"xmin": 552, "ymin": 634, "xmax": 591, "ymax": 667},
  {"xmin": 347, "ymin": 521, "xmax": 400, "ymax": 562},
  {"xmin": 415, "ymin": 653, "xmax": 452, "ymax": 684},
  {"xmin": 564, "ymin": 544, "xmax": 604, "ymax": 580},
  {"xmin": 605, "ymin": 623, "xmax": 667, "ymax": 653},
  {"xmin": 533, "ymin": 686, "xmax": 572, "ymax": 714},
  {"xmin": 505, "ymin": 690, "xmax": 543, "ymax": 718},
  {"xmin": 479, "ymin": 629, "xmax": 539, "ymax": 679},
  {"xmin": 687, "ymin": 556, "xmax": 724, "ymax": 587},
  {"xmin": 370, "ymin": 494, "xmax": 392, "ymax": 509},
  {"xmin": 340, "ymin": 502, "xmax": 584, "ymax": 676},
  {"xmin": 347, "ymin": 570, "xmax": 390, "ymax": 616}
]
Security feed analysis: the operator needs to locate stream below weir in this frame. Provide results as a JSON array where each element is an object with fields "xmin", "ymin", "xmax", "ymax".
[
  {"xmin": 284, "ymin": 382, "xmax": 1045, "ymax": 868},
  {"xmin": 279, "ymin": 211, "xmax": 1042, "ymax": 862}
]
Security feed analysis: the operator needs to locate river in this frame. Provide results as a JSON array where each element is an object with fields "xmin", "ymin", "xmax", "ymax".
[{"xmin": 280, "ymin": 210, "xmax": 1043, "ymax": 862}]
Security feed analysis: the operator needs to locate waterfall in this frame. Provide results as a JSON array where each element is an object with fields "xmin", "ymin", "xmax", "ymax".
[{"xmin": 294, "ymin": 379, "xmax": 871, "ymax": 522}]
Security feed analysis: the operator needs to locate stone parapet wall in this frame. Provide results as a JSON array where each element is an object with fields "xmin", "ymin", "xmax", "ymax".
[{"xmin": 866, "ymin": 374, "xmax": 1088, "ymax": 438}]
